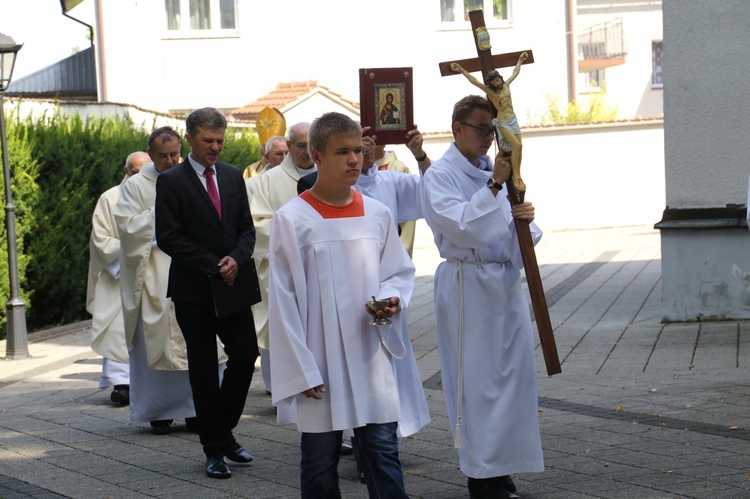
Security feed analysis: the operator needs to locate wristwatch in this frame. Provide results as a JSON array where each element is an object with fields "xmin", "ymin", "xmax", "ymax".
[{"xmin": 487, "ymin": 177, "xmax": 504, "ymax": 190}]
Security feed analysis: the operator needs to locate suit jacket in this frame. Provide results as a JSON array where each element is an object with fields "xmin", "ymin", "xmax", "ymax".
[
  {"xmin": 155, "ymin": 159, "xmax": 261, "ymax": 308},
  {"xmin": 297, "ymin": 170, "xmax": 317, "ymax": 194}
]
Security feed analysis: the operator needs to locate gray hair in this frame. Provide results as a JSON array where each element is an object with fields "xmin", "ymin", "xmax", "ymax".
[
  {"xmin": 308, "ymin": 112, "xmax": 361, "ymax": 154},
  {"xmin": 124, "ymin": 151, "xmax": 149, "ymax": 175},
  {"xmin": 287, "ymin": 122, "xmax": 310, "ymax": 142},
  {"xmin": 185, "ymin": 107, "xmax": 227, "ymax": 136},
  {"xmin": 265, "ymin": 135, "xmax": 287, "ymax": 154}
]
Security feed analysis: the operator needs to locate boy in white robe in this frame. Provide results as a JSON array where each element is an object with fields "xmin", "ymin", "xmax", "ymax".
[
  {"xmin": 419, "ymin": 95, "xmax": 544, "ymax": 499},
  {"xmin": 297, "ymin": 128, "xmax": 432, "ymax": 480},
  {"xmin": 269, "ymin": 112, "xmax": 424, "ymax": 499}
]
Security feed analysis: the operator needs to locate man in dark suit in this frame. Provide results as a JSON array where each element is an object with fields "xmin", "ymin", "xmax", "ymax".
[{"xmin": 155, "ymin": 107, "xmax": 261, "ymax": 479}]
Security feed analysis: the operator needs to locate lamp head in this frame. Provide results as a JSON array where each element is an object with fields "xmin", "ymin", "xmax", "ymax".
[{"xmin": 0, "ymin": 33, "xmax": 23, "ymax": 92}]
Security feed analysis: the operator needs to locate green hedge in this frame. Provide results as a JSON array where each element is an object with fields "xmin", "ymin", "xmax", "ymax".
[{"xmin": 0, "ymin": 106, "xmax": 259, "ymax": 338}]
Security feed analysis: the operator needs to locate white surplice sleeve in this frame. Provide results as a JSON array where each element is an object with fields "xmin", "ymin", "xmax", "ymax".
[
  {"xmin": 391, "ymin": 171, "xmax": 423, "ymax": 223},
  {"xmin": 268, "ymin": 209, "xmax": 324, "ymax": 406}
]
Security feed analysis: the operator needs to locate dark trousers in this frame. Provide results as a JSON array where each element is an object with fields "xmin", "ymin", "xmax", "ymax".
[
  {"xmin": 300, "ymin": 423, "xmax": 407, "ymax": 499},
  {"xmin": 175, "ymin": 302, "xmax": 258, "ymax": 456}
]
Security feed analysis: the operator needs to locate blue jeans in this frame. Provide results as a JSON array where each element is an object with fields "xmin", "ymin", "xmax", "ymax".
[{"xmin": 300, "ymin": 422, "xmax": 407, "ymax": 499}]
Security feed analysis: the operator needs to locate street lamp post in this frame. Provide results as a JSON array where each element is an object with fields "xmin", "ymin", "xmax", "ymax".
[{"xmin": 0, "ymin": 33, "xmax": 28, "ymax": 360}]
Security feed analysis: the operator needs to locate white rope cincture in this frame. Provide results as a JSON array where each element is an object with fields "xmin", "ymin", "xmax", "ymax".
[
  {"xmin": 454, "ymin": 260, "xmax": 464, "ymax": 449},
  {"xmin": 448, "ymin": 259, "xmax": 493, "ymax": 450}
]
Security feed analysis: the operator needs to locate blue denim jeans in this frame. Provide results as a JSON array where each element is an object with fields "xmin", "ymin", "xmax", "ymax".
[{"xmin": 300, "ymin": 422, "xmax": 407, "ymax": 499}]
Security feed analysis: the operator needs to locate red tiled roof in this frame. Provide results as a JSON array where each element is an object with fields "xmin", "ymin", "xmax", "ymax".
[{"xmin": 228, "ymin": 81, "xmax": 359, "ymax": 121}]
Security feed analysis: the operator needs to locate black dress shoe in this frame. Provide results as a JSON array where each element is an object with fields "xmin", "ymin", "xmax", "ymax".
[
  {"xmin": 150, "ymin": 420, "xmax": 173, "ymax": 435},
  {"xmin": 468, "ymin": 477, "xmax": 521, "ymax": 499},
  {"xmin": 110, "ymin": 385, "xmax": 130, "ymax": 405},
  {"xmin": 206, "ymin": 455, "xmax": 231, "ymax": 479},
  {"xmin": 497, "ymin": 475, "xmax": 517, "ymax": 493},
  {"xmin": 225, "ymin": 441, "xmax": 253, "ymax": 463}
]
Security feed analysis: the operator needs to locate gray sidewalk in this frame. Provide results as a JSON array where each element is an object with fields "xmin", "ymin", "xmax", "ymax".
[{"xmin": 1, "ymin": 223, "xmax": 749, "ymax": 498}]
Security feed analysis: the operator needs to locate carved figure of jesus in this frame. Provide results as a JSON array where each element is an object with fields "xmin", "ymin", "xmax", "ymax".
[{"xmin": 451, "ymin": 52, "xmax": 528, "ymax": 195}]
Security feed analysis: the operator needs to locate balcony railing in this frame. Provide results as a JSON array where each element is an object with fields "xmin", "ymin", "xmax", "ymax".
[{"xmin": 578, "ymin": 18, "xmax": 627, "ymax": 71}]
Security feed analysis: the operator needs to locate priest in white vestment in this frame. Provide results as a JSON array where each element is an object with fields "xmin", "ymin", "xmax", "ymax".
[
  {"xmin": 244, "ymin": 134, "xmax": 288, "ymax": 392},
  {"xmin": 86, "ymin": 151, "xmax": 149, "ymax": 404},
  {"xmin": 114, "ymin": 127, "xmax": 225, "ymax": 435},
  {"xmin": 419, "ymin": 96, "xmax": 544, "ymax": 499},
  {"xmin": 269, "ymin": 113, "xmax": 425, "ymax": 499},
  {"xmin": 249, "ymin": 122, "xmax": 315, "ymax": 391}
]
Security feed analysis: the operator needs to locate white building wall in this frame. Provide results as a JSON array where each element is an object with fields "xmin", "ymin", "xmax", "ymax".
[
  {"xmin": 577, "ymin": 0, "xmax": 663, "ymax": 120},
  {"xmin": 281, "ymin": 93, "xmax": 359, "ymax": 126},
  {"xmin": 94, "ymin": 0, "xmax": 569, "ymax": 134},
  {"xmin": 383, "ymin": 120, "xmax": 665, "ymax": 232}
]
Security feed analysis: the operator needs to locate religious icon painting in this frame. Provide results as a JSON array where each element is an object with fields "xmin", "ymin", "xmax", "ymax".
[{"xmin": 359, "ymin": 67, "xmax": 414, "ymax": 145}]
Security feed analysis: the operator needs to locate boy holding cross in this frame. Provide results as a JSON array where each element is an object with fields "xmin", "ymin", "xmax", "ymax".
[{"xmin": 419, "ymin": 95, "xmax": 544, "ymax": 499}]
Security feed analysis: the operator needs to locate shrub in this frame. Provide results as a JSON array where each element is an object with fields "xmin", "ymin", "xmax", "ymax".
[
  {"xmin": 536, "ymin": 89, "xmax": 620, "ymax": 125},
  {"xmin": 0, "ymin": 106, "xmax": 261, "ymax": 338}
]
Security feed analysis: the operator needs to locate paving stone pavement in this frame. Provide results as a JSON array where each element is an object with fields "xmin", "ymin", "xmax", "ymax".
[{"xmin": 1, "ymin": 222, "xmax": 748, "ymax": 498}]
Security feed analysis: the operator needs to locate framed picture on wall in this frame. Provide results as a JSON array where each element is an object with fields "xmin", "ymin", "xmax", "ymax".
[{"xmin": 359, "ymin": 67, "xmax": 414, "ymax": 145}]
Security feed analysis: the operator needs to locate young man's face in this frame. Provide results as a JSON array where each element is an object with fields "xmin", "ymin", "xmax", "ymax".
[
  {"xmin": 313, "ymin": 133, "xmax": 363, "ymax": 188},
  {"xmin": 185, "ymin": 127, "xmax": 225, "ymax": 167},
  {"xmin": 455, "ymin": 107, "xmax": 495, "ymax": 161},
  {"xmin": 148, "ymin": 137, "xmax": 182, "ymax": 173}
]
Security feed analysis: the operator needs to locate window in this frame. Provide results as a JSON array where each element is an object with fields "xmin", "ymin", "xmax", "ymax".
[
  {"xmin": 652, "ymin": 41, "xmax": 663, "ymax": 88},
  {"xmin": 440, "ymin": 0, "xmax": 509, "ymax": 24},
  {"xmin": 165, "ymin": 0, "xmax": 237, "ymax": 32},
  {"xmin": 579, "ymin": 69, "xmax": 604, "ymax": 92}
]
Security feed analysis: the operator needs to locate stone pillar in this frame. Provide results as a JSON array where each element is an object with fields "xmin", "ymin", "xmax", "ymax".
[{"xmin": 657, "ymin": 0, "xmax": 750, "ymax": 320}]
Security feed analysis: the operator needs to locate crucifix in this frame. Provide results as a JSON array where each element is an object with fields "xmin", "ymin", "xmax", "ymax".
[{"xmin": 439, "ymin": 9, "xmax": 561, "ymax": 376}]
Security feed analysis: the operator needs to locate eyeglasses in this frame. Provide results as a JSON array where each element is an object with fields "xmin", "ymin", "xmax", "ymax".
[{"xmin": 460, "ymin": 122, "xmax": 496, "ymax": 138}]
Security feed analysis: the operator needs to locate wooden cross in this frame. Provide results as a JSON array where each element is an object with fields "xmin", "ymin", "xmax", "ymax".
[{"xmin": 439, "ymin": 9, "xmax": 561, "ymax": 376}]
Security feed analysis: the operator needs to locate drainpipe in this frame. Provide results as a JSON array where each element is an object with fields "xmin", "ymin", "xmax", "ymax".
[
  {"xmin": 93, "ymin": 0, "xmax": 107, "ymax": 102},
  {"xmin": 566, "ymin": 0, "xmax": 577, "ymax": 104},
  {"xmin": 59, "ymin": 1, "xmax": 94, "ymax": 44}
]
